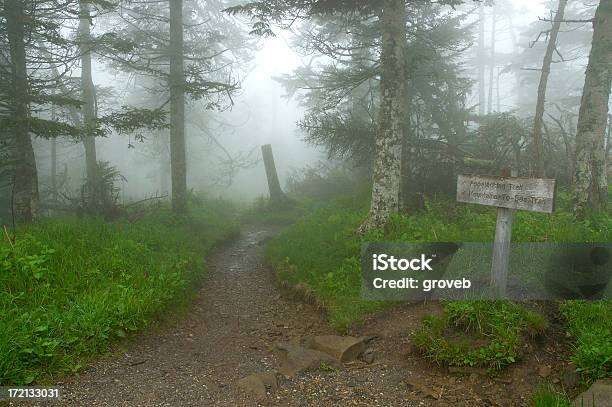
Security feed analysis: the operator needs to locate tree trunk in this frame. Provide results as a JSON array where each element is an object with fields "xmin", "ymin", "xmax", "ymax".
[
  {"xmin": 78, "ymin": 0, "xmax": 99, "ymax": 212},
  {"xmin": 6, "ymin": 0, "xmax": 39, "ymax": 223},
  {"xmin": 496, "ymin": 66, "xmax": 501, "ymax": 112},
  {"xmin": 160, "ymin": 133, "xmax": 170, "ymax": 195},
  {"xmin": 533, "ymin": 0, "xmax": 567, "ymax": 178},
  {"xmin": 169, "ymin": 0, "xmax": 187, "ymax": 213},
  {"xmin": 51, "ymin": 138, "xmax": 57, "ymax": 201},
  {"xmin": 607, "ymin": 118, "xmax": 612, "ymax": 183},
  {"xmin": 487, "ymin": 5, "xmax": 496, "ymax": 114},
  {"xmin": 358, "ymin": 0, "xmax": 406, "ymax": 233},
  {"xmin": 261, "ymin": 144, "xmax": 286, "ymax": 206},
  {"xmin": 572, "ymin": 0, "xmax": 611, "ymax": 217},
  {"xmin": 478, "ymin": 3, "xmax": 486, "ymax": 116},
  {"xmin": 505, "ymin": 11, "xmax": 523, "ymax": 114}
]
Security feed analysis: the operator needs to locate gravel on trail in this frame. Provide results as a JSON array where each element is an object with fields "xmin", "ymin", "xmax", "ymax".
[{"xmin": 13, "ymin": 224, "xmax": 572, "ymax": 407}]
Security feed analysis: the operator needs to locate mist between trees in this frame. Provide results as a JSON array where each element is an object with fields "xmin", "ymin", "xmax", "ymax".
[{"xmin": 0, "ymin": 0, "xmax": 610, "ymax": 227}]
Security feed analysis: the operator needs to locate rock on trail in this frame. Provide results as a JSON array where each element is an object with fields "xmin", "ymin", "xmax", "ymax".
[
  {"xmin": 14, "ymin": 224, "xmax": 579, "ymax": 407},
  {"xmin": 308, "ymin": 335, "xmax": 366, "ymax": 363},
  {"xmin": 33, "ymin": 224, "xmax": 330, "ymax": 406}
]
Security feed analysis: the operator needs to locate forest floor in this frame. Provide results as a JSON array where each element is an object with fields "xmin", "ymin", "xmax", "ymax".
[{"xmin": 12, "ymin": 224, "xmax": 573, "ymax": 407}]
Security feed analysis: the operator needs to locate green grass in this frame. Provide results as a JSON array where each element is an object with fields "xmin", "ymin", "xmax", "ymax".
[
  {"xmin": 559, "ymin": 301, "xmax": 612, "ymax": 381},
  {"xmin": 266, "ymin": 190, "xmax": 390, "ymax": 330},
  {"xmin": 414, "ymin": 301, "xmax": 548, "ymax": 369},
  {"xmin": 531, "ymin": 385, "xmax": 572, "ymax": 407},
  {"xmin": 0, "ymin": 198, "xmax": 238, "ymax": 385},
  {"xmin": 385, "ymin": 191, "xmax": 612, "ymax": 243},
  {"xmin": 265, "ymin": 189, "xmax": 612, "ymax": 377}
]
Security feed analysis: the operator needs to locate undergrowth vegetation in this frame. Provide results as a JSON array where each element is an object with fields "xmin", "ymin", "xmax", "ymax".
[
  {"xmin": 414, "ymin": 301, "xmax": 548, "ymax": 369},
  {"xmin": 0, "ymin": 198, "xmax": 238, "ymax": 385},
  {"xmin": 531, "ymin": 385, "xmax": 572, "ymax": 407},
  {"xmin": 240, "ymin": 195, "xmax": 309, "ymax": 225},
  {"xmin": 266, "ymin": 190, "xmax": 383, "ymax": 329},
  {"xmin": 559, "ymin": 301, "xmax": 612, "ymax": 381},
  {"xmin": 265, "ymin": 188, "xmax": 612, "ymax": 382}
]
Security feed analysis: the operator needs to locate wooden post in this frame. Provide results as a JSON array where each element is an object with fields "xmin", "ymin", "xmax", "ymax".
[
  {"xmin": 491, "ymin": 208, "xmax": 513, "ymax": 297},
  {"xmin": 490, "ymin": 168, "xmax": 515, "ymax": 297},
  {"xmin": 456, "ymin": 169, "xmax": 555, "ymax": 299},
  {"xmin": 261, "ymin": 144, "xmax": 285, "ymax": 205}
]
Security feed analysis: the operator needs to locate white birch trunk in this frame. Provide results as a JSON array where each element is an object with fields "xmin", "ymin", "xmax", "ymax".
[
  {"xmin": 572, "ymin": 0, "xmax": 611, "ymax": 217},
  {"xmin": 358, "ymin": 0, "xmax": 406, "ymax": 233}
]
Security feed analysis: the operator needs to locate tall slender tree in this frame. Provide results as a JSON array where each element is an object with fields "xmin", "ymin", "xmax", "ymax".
[
  {"xmin": 532, "ymin": 0, "xmax": 567, "ymax": 178},
  {"xmin": 5, "ymin": 0, "xmax": 39, "ymax": 223},
  {"xmin": 358, "ymin": 0, "xmax": 407, "ymax": 232},
  {"xmin": 487, "ymin": 4, "xmax": 496, "ymax": 114},
  {"xmin": 2, "ymin": 0, "xmax": 82, "ymax": 222},
  {"xmin": 228, "ymin": 0, "xmax": 466, "ymax": 230},
  {"xmin": 572, "ymin": 0, "xmax": 611, "ymax": 216},
  {"xmin": 169, "ymin": 0, "xmax": 187, "ymax": 213},
  {"xmin": 78, "ymin": 0, "xmax": 99, "ymax": 212},
  {"xmin": 478, "ymin": 3, "xmax": 486, "ymax": 116},
  {"xmin": 98, "ymin": 0, "xmax": 247, "ymax": 214}
]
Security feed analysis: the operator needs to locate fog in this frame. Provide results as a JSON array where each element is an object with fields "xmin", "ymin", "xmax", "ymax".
[
  {"xmin": 32, "ymin": 33, "xmax": 324, "ymax": 204},
  {"xmin": 3, "ymin": 0, "xmax": 605, "ymax": 221},
  {"xmin": 31, "ymin": 1, "xmax": 587, "ymax": 203}
]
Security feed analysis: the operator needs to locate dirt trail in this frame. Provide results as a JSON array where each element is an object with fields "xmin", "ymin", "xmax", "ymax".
[
  {"xmin": 49, "ymin": 224, "xmax": 326, "ymax": 406},
  {"xmin": 21, "ymin": 224, "xmax": 570, "ymax": 406}
]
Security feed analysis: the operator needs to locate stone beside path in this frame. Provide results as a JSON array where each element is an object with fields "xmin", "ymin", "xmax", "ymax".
[{"xmin": 16, "ymin": 224, "xmax": 597, "ymax": 407}]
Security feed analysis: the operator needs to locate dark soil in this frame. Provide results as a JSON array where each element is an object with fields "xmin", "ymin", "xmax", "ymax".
[{"xmin": 13, "ymin": 224, "xmax": 574, "ymax": 406}]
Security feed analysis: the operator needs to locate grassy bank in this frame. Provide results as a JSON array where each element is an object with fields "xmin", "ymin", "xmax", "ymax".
[
  {"xmin": 265, "ymin": 192, "xmax": 381, "ymax": 330},
  {"xmin": 265, "ymin": 190, "xmax": 612, "ymax": 381},
  {"xmin": 0, "ymin": 199, "xmax": 238, "ymax": 385},
  {"xmin": 559, "ymin": 301, "xmax": 612, "ymax": 381}
]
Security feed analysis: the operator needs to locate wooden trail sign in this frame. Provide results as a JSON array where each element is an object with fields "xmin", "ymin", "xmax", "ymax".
[
  {"xmin": 456, "ymin": 173, "xmax": 556, "ymax": 297},
  {"xmin": 457, "ymin": 174, "xmax": 556, "ymax": 213}
]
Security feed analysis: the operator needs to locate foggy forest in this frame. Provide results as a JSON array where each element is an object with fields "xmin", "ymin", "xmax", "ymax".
[{"xmin": 0, "ymin": 0, "xmax": 611, "ymax": 405}]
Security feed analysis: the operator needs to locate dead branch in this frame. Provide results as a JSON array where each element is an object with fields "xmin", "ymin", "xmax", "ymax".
[
  {"xmin": 123, "ymin": 194, "xmax": 168, "ymax": 208},
  {"xmin": 538, "ymin": 17, "xmax": 594, "ymax": 23},
  {"xmin": 3, "ymin": 225, "xmax": 15, "ymax": 248}
]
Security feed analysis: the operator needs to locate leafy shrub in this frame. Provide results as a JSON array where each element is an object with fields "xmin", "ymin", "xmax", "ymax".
[
  {"xmin": 67, "ymin": 161, "xmax": 127, "ymax": 219},
  {"xmin": 285, "ymin": 162, "xmax": 365, "ymax": 200}
]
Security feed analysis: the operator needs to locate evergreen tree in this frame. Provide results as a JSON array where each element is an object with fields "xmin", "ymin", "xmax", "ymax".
[{"xmin": 227, "ymin": 0, "xmax": 465, "ymax": 231}]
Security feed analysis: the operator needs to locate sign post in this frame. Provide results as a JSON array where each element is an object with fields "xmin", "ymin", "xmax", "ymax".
[
  {"xmin": 491, "ymin": 203, "xmax": 514, "ymax": 297},
  {"xmin": 456, "ymin": 173, "xmax": 556, "ymax": 297}
]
